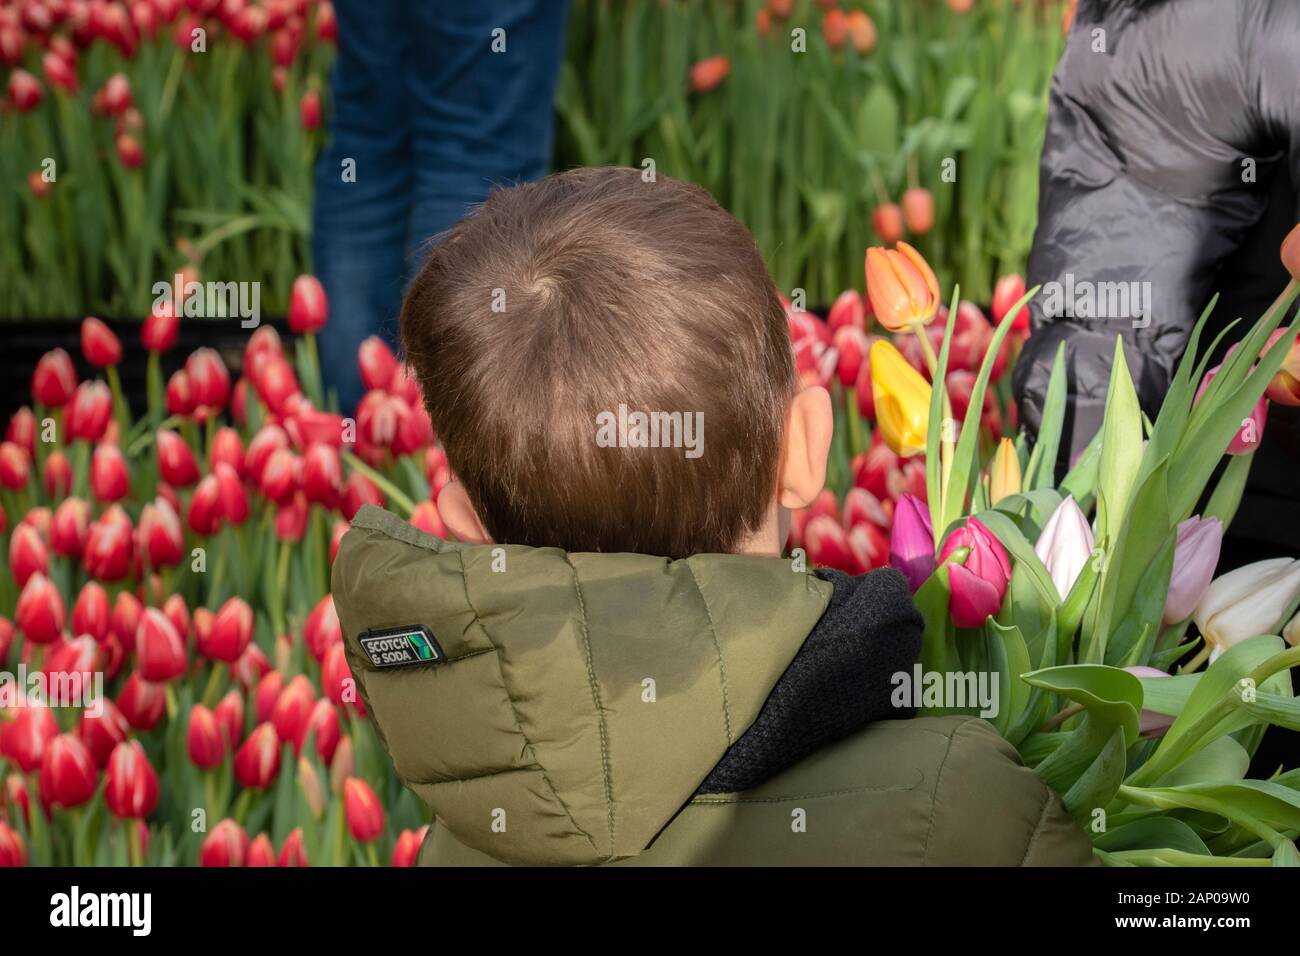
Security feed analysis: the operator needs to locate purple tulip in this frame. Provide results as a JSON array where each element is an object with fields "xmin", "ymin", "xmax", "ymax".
[
  {"xmin": 1124, "ymin": 666, "xmax": 1175, "ymax": 737},
  {"xmin": 938, "ymin": 518, "xmax": 1011, "ymax": 628},
  {"xmin": 1162, "ymin": 515, "xmax": 1222, "ymax": 625},
  {"xmin": 888, "ymin": 494, "xmax": 934, "ymax": 592}
]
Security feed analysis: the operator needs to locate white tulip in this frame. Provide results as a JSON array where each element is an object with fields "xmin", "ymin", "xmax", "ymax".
[
  {"xmin": 1034, "ymin": 495, "xmax": 1095, "ymax": 601},
  {"xmin": 1193, "ymin": 558, "xmax": 1300, "ymax": 652}
]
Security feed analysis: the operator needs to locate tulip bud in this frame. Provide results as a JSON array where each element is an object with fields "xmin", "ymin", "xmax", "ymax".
[
  {"xmin": 156, "ymin": 429, "xmax": 200, "ymax": 486},
  {"xmin": 40, "ymin": 734, "xmax": 98, "ymax": 809},
  {"xmin": 821, "ymin": 8, "xmax": 847, "ymax": 48},
  {"xmin": 288, "ymin": 274, "xmax": 328, "ymax": 333},
  {"xmin": 871, "ymin": 203, "xmax": 903, "ymax": 245},
  {"xmin": 105, "ymin": 740, "xmax": 159, "ymax": 819},
  {"xmin": 7, "ymin": 68, "xmax": 43, "ymax": 112},
  {"xmin": 234, "ymin": 722, "xmax": 281, "ymax": 790},
  {"xmin": 826, "ymin": 289, "xmax": 867, "ymax": 333},
  {"xmin": 79, "ymin": 316, "xmax": 123, "ymax": 368},
  {"xmin": 141, "ymin": 300, "xmax": 179, "ymax": 353},
  {"xmin": 845, "ymin": 10, "xmax": 876, "ymax": 54},
  {"xmin": 200, "ymin": 819, "xmax": 250, "ymax": 867},
  {"xmin": 991, "ymin": 274, "xmax": 1027, "ymax": 327},
  {"xmin": 865, "ymin": 243, "xmax": 940, "ymax": 332},
  {"xmin": 1281, "ymin": 221, "xmax": 1300, "ymax": 281},
  {"xmin": 869, "ymin": 340, "xmax": 930, "ymax": 457},
  {"xmin": 72, "ymin": 581, "xmax": 111, "ymax": 643},
  {"xmin": 32, "ymin": 348, "xmax": 78, "ymax": 408},
  {"xmin": 901, "ymin": 187, "xmax": 934, "ymax": 235},
  {"xmin": 187, "ymin": 474, "xmax": 223, "ymax": 536},
  {"xmin": 1, "ymin": 704, "xmax": 58, "ymax": 772},
  {"xmin": 279, "ymin": 827, "xmax": 310, "ymax": 867},
  {"xmin": 1195, "ymin": 364, "xmax": 1267, "ymax": 456},
  {"xmin": 10, "ymin": 523, "xmax": 49, "ymax": 588},
  {"xmin": 391, "ymin": 826, "xmax": 428, "ymax": 867},
  {"xmin": 201, "ymin": 597, "xmax": 254, "ymax": 663},
  {"xmin": 138, "ymin": 498, "xmax": 184, "ymax": 569},
  {"xmin": 299, "ymin": 88, "xmax": 321, "ymax": 131},
  {"xmin": 187, "ymin": 704, "xmax": 225, "ymax": 770},
  {"xmin": 804, "ymin": 515, "xmax": 854, "ymax": 572},
  {"xmin": 0, "ymin": 823, "xmax": 26, "ymax": 867},
  {"xmin": 79, "ymin": 700, "xmax": 130, "ymax": 769},
  {"xmin": 88, "ymin": 443, "xmax": 127, "ymax": 504},
  {"xmin": 1262, "ymin": 328, "xmax": 1300, "ymax": 407},
  {"xmin": 1034, "ymin": 495, "xmax": 1094, "ymax": 600},
  {"xmin": 939, "ymin": 518, "xmax": 1011, "ymax": 628},
  {"xmin": 115, "ymin": 133, "xmax": 143, "ymax": 169},
  {"xmin": 988, "ymin": 438, "xmax": 1021, "ymax": 505},
  {"xmin": 1194, "ymin": 558, "xmax": 1300, "ymax": 658},
  {"xmin": 888, "ymin": 494, "xmax": 934, "ymax": 592},
  {"xmin": 83, "ymin": 507, "xmax": 134, "ymax": 581},
  {"xmin": 343, "ymin": 777, "xmax": 385, "ymax": 843},
  {"xmin": 65, "ymin": 381, "xmax": 112, "ymax": 442},
  {"xmin": 1123, "ymin": 666, "xmax": 1176, "ymax": 737},
  {"xmin": 1162, "ymin": 516, "xmax": 1223, "ymax": 625},
  {"xmin": 116, "ymin": 672, "xmax": 165, "ymax": 731},
  {"xmin": 185, "ymin": 348, "xmax": 231, "ymax": 418},
  {"xmin": 271, "ymin": 675, "xmax": 314, "ymax": 747},
  {"xmin": 247, "ymin": 833, "xmax": 276, "ymax": 868},
  {"xmin": 214, "ymin": 689, "xmax": 245, "ymax": 749},
  {"xmin": 135, "ymin": 608, "xmax": 187, "ymax": 682},
  {"xmin": 16, "ymin": 572, "xmax": 64, "ymax": 645},
  {"xmin": 689, "ymin": 55, "xmax": 729, "ymax": 93}
]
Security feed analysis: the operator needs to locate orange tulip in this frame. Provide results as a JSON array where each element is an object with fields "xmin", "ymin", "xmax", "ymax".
[
  {"xmin": 902, "ymin": 187, "xmax": 934, "ymax": 235},
  {"xmin": 871, "ymin": 203, "xmax": 903, "ymax": 244},
  {"xmin": 864, "ymin": 242, "xmax": 941, "ymax": 332},
  {"xmin": 822, "ymin": 9, "xmax": 847, "ymax": 49},
  {"xmin": 1283, "ymin": 222, "xmax": 1300, "ymax": 281},
  {"xmin": 846, "ymin": 10, "xmax": 876, "ymax": 54},
  {"xmin": 689, "ymin": 56, "xmax": 730, "ymax": 93}
]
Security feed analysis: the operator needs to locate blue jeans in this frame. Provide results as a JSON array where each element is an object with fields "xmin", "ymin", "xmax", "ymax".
[{"xmin": 313, "ymin": 0, "xmax": 569, "ymax": 413}]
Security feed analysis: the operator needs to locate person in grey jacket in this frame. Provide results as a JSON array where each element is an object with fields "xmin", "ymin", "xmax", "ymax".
[{"xmin": 1012, "ymin": 0, "xmax": 1300, "ymax": 552}]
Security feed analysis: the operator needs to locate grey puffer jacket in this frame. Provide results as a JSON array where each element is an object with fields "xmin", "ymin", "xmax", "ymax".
[{"xmin": 1012, "ymin": 0, "xmax": 1300, "ymax": 547}]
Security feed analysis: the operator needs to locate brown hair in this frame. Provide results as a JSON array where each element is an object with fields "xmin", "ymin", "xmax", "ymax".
[{"xmin": 399, "ymin": 167, "xmax": 795, "ymax": 558}]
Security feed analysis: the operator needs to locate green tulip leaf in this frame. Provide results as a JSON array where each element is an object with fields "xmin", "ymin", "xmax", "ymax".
[
  {"xmin": 1062, "ymin": 725, "xmax": 1129, "ymax": 824},
  {"xmin": 1092, "ymin": 816, "xmax": 1211, "ymax": 856},
  {"xmin": 1024, "ymin": 343, "xmax": 1067, "ymax": 492},
  {"xmin": 1021, "ymin": 663, "xmax": 1142, "ymax": 748}
]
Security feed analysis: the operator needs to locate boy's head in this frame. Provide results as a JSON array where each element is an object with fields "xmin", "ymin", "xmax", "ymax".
[{"xmin": 400, "ymin": 167, "xmax": 832, "ymax": 559}]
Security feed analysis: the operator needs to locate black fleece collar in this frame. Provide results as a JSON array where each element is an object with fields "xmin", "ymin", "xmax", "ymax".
[{"xmin": 695, "ymin": 566, "xmax": 924, "ymax": 794}]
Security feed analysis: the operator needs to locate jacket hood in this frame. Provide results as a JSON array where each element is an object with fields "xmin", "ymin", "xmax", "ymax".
[{"xmin": 332, "ymin": 505, "xmax": 833, "ymax": 866}]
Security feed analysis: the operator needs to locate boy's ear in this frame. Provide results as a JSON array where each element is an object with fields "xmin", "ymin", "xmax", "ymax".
[
  {"xmin": 436, "ymin": 480, "xmax": 495, "ymax": 544},
  {"xmin": 778, "ymin": 385, "xmax": 833, "ymax": 510}
]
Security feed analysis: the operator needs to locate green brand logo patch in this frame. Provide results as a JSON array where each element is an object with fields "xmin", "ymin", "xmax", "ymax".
[{"xmin": 358, "ymin": 625, "xmax": 444, "ymax": 669}]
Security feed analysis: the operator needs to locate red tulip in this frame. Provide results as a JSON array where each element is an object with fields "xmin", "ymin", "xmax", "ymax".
[
  {"xmin": 83, "ymin": 506, "xmax": 134, "ymax": 581},
  {"xmin": 215, "ymin": 690, "xmax": 245, "ymax": 748},
  {"xmin": 234, "ymin": 722, "xmax": 281, "ymax": 790},
  {"xmin": 1, "ymin": 704, "xmax": 58, "ymax": 772},
  {"xmin": 156, "ymin": 429, "xmax": 199, "ymax": 486},
  {"xmin": 6, "ymin": 408, "xmax": 35, "ymax": 455},
  {"xmin": 689, "ymin": 55, "xmax": 729, "ymax": 93},
  {"xmin": 245, "ymin": 833, "xmax": 276, "ymax": 867},
  {"xmin": 939, "ymin": 517, "xmax": 1012, "ymax": 628},
  {"xmin": 0, "ymin": 441, "xmax": 29, "ymax": 490},
  {"xmin": 210, "ymin": 425, "xmax": 245, "ymax": 475},
  {"xmin": 165, "ymin": 369, "xmax": 193, "ymax": 418},
  {"xmin": 872, "ymin": 203, "xmax": 903, "ymax": 244},
  {"xmin": 9, "ymin": 522, "xmax": 49, "ymax": 588},
  {"xmin": 299, "ymin": 88, "xmax": 322, "ymax": 130},
  {"xmin": 42, "ymin": 50, "xmax": 77, "ymax": 93},
  {"xmin": 90, "ymin": 442, "xmax": 129, "ymax": 502},
  {"xmin": 142, "ymin": 300, "xmax": 179, "ymax": 353},
  {"xmin": 271, "ymin": 675, "xmax": 314, "ymax": 745},
  {"xmin": 200, "ymin": 596, "xmax": 254, "ymax": 663},
  {"xmin": 117, "ymin": 672, "xmax": 165, "ymax": 731},
  {"xmin": 200, "ymin": 819, "xmax": 250, "ymax": 867},
  {"xmin": 275, "ymin": 493, "xmax": 308, "ymax": 541},
  {"xmin": 7, "ymin": 68, "xmax": 42, "ymax": 111},
  {"xmin": 245, "ymin": 424, "xmax": 289, "ymax": 485},
  {"xmin": 138, "ymin": 498, "xmax": 184, "ymax": 569},
  {"xmin": 135, "ymin": 608, "xmax": 187, "ymax": 682},
  {"xmin": 187, "ymin": 474, "xmax": 222, "ymax": 535},
  {"xmin": 288, "ymin": 274, "xmax": 328, "ymax": 333},
  {"xmin": 115, "ymin": 133, "xmax": 143, "ymax": 169},
  {"xmin": 214, "ymin": 462, "xmax": 249, "ymax": 525},
  {"xmin": 0, "ymin": 616, "xmax": 13, "ymax": 663},
  {"xmin": 79, "ymin": 700, "xmax": 130, "ymax": 769},
  {"xmin": 321, "ymin": 642, "xmax": 359, "ymax": 712},
  {"xmin": 187, "ymin": 704, "xmax": 225, "ymax": 770},
  {"xmin": 833, "ymin": 325, "xmax": 870, "ymax": 389},
  {"xmin": 901, "ymin": 187, "xmax": 934, "ymax": 235},
  {"xmin": 254, "ymin": 671, "xmax": 285, "ymax": 724},
  {"xmin": 391, "ymin": 826, "xmax": 428, "ymax": 867},
  {"xmin": 358, "ymin": 336, "xmax": 397, "ymax": 391},
  {"xmin": 804, "ymin": 515, "xmax": 854, "ymax": 572},
  {"xmin": 72, "ymin": 581, "xmax": 110, "ymax": 642},
  {"xmin": 39, "ymin": 734, "xmax": 98, "ymax": 809},
  {"xmin": 63, "ymin": 382, "xmax": 110, "ymax": 443},
  {"xmin": 260, "ymin": 447, "xmax": 299, "ymax": 503},
  {"xmin": 991, "ymin": 273, "xmax": 1028, "ymax": 327},
  {"xmin": 848, "ymin": 521, "xmax": 890, "ymax": 574},
  {"xmin": 278, "ymin": 828, "xmax": 309, "ymax": 867},
  {"xmin": 343, "ymin": 777, "xmax": 385, "ymax": 843},
  {"xmin": 32, "ymin": 348, "xmax": 77, "ymax": 408},
  {"xmin": 48, "ymin": 498, "xmax": 86, "ymax": 558},
  {"xmin": 16, "ymin": 572, "xmax": 64, "ymax": 644},
  {"xmin": 185, "ymin": 348, "xmax": 230, "ymax": 418},
  {"xmin": 303, "ymin": 594, "xmax": 341, "ymax": 661},
  {"xmin": 300, "ymin": 442, "xmax": 341, "ymax": 506},
  {"xmin": 0, "ymin": 823, "xmax": 26, "ymax": 867},
  {"xmin": 105, "ymin": 740, "xmax": 159, "ymax": 819},
  {"xmin": 162, "ymin": 593, "xmax": 190, "ymax": 642},
  {"xmin": 826, "ymin": 289, "xmax": 868, "ymax": 333},
  {"xmin": 234, "ymin": 642, "xmax": 272, "ymax": 691}
]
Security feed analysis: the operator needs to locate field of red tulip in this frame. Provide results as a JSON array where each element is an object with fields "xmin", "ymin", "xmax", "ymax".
[
  {"xmin": 0, "ymin": 281, "xmax": 447, "ymax": 867},
  {"xmin": 2, "ymin": 0, "xmax": 1064, "ymax": 319}
]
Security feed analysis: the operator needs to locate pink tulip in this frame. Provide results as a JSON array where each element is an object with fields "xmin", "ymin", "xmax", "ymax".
[
  {"xmin": 1195, "ymin": 364, "xmax": 1267, "ymax": 455},
  {"xmin": 889, "ymin": 494, "xmax": 934, "ymax": 592},
  {"xmin": 939, "ymin": 518, "xmax": 1011, "ymax": 628},
  {"xmin": 1163, "ymin": 516, "xmax": 1223, "ymax": 625}
]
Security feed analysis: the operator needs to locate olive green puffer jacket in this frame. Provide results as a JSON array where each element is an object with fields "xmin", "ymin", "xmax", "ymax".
[{"xmin": 332, "ymin": 506, "xmax": 1095, "ymax": 867}]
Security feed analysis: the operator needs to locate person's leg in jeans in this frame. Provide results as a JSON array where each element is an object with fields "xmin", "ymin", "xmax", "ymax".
[
  {"xmin": 405, "ymin": 1, "xmax": 569, "ymax": 264},
  {"xmin": 313, "ymin": 1, "xmax": 413, "ymax": 416}
]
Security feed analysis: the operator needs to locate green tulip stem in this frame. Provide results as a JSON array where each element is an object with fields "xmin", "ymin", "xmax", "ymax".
[
  {"xmin": 1118, "ymin": 785, "xmax": 1287, "ymax": 853},
  {"xmin": 1037, "ymin": 702, "xmax": 1083, "ymax": 734},
  {"xmin": 200, "ymin": 662, "xmax": 226, "ymax": 709},
  {"xmin": 341, "ymin": 452, "xmax": 417, "ymax": 516},
  {"xmin": 845, "ymin": 388, "xmax": 865, "ymax": 458},
  {"xmin": 1098, "ymin": 848, "xmax": 1270, "ymax": 867}
]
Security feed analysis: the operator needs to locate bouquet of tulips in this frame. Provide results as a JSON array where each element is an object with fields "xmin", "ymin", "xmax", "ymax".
[
  {"xmin": 0, "ymin": 280, "xmax": 453, "ymax": 867},
  {"xmin": 2, "ymin": 0, "xmax": 335, "ymax": 318},
  {"xmin": 859, "ymin": 226, "xmax": 1300, "ymax": 866}
]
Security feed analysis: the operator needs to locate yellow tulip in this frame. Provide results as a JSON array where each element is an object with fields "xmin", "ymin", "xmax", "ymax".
[
  {"xmin": 989, "ymin": 438, "xmax": 1021, "ymax": 505},
  {"xmin": 869, "ymin": 339, "xmax": 930, "ymax": 457}
]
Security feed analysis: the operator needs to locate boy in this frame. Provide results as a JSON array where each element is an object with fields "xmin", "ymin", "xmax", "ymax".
[{"xmin": 331, "ymin": 167, "xmax": 1095, "ymax": 866}]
